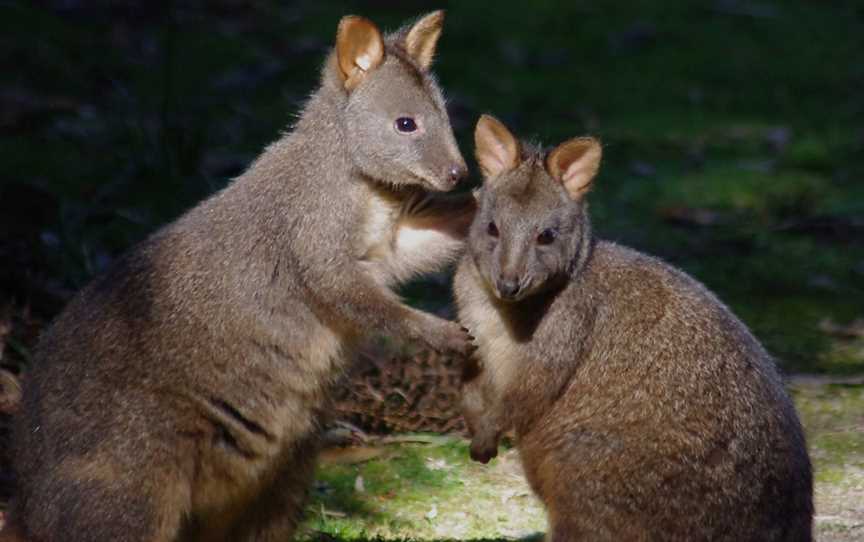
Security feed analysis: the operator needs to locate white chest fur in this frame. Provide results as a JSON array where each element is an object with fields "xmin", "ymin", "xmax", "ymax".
[
  {"xmin": 457, "ymin": 263, "xmax": 522, "ymax": 395},
  {"xmin": 358, "ymin": 187, "xmax": 465, "ymax": 287}
]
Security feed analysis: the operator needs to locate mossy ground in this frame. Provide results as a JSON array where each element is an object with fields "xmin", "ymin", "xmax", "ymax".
[{"xmin": 298, "ymin": 440, "xmax": 545, "ymax": 541}]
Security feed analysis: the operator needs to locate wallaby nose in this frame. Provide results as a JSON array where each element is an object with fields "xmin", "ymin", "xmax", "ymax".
[
  {"xmin": 447, "ymin": 163, "xmax": 468, "ymax": 184},
  {"xmin": 496, "ymin": 278, "xmax": 521, "ymax": 300}
]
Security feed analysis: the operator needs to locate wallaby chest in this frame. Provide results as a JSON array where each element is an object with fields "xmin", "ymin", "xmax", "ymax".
[
  {"xmin": 356, "ymin": 184, "xmax": 440, "ymax": 286},
  {"xmin": 455, "ymin": 261, "xmax": 524, "ymax": 395},
  {"xmin": 357, "ymin": 184, "xmax": 402, "ymax": 263}
]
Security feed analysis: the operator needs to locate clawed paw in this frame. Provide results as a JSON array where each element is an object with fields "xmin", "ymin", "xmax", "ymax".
[
  {"xmin": 427, "ymin": 321, "xmax": 477, "ymax": 357},
  {"xmin": 469, "ymin": 439, "xmax": 498, "ymax": 464}
]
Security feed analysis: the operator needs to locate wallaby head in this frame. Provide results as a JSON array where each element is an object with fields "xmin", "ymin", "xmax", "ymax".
[
  {"xmin": 468, "ymin": 114, "xmax": 601, "ymax": 301},
  {"xmin": 329, "ymin": 11, "xmax": 467, "ymax": 191}
]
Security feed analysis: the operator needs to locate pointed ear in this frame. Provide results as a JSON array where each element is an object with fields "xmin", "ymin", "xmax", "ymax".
[
  {"xmin": 545, "ymin": 137, "xmax": 602, "ymax": 199},
  {"xmin": 336, "ymin": 15, "xmax": 385, "ymax": 91},
  {"xmin": 404, "ymin": 10, "xmax": 445, "ymax": 71},
  {"xmin": 474, "ymin": 114, "xmax": 521, "ymax": 180}
]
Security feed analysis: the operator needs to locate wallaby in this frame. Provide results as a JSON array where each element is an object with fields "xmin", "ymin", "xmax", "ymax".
[
  {"xmin": 456, "ymin": 115, "xmax": 813, "ymax": 542},
  {"xmin": 2, "ymin": 12, "xmax": 476, "ymax": 542}
]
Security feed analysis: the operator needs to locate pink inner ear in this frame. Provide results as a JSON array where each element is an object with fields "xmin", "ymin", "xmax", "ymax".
[
  {"xmin": 488, "ymin": 140, "xmax": 512, "ymax": 171},
  {"xmin": 563, "ymin": 156, "xmax": 592, "ymax": 184},
  {"xmin": 336, "ymin": 16, "xmax": 384, "ymax": 89},
  {"xmin": 479, "ymin": 139, "xmax": 517, "ymax": 178},
  {"xmin": 549, "ymin": 139, "xmax": 600, "ymax": 197},
  {"xmin": 475, "ymin": 116, "xmax": 520, "ymax": 179}
]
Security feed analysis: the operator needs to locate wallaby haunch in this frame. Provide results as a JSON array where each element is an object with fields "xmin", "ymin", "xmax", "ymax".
[
  {"xmin": 456, "ymin": 115, "xmax": 813, "ymax": 542},
  {"xmin": 3, "ymin": 12, "xmax": 476, "ymax": 542}
]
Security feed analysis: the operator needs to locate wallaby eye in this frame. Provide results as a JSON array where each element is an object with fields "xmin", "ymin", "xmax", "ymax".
[
  {"xmin": 395, "ymin": 117, "xmax": 417, "ymax": 133},
  {"xmin": 537, "ymin": 229, "xmax": 557, "ymax": 245},
  {"xmin": 487, "ymin": 221, "xmax": 499, "ymax": 237}
]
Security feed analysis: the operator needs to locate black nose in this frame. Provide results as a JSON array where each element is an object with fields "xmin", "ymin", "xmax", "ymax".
[
  {"xmin": 496, "ymin": 279, "xmax": 521, "ymax": 299},
  {"xmin": 447, "ymin": 164, "xmax": 468, "ymax": 184}
]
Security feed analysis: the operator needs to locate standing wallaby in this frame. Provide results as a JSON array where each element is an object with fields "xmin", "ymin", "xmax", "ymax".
[
  {"xmin": 456, "ymin": 115, "xmax": 813, "ymax": 542},
  {"xmin": 2, "ymin": 12, "xmax": 476, "ymax": 542}
]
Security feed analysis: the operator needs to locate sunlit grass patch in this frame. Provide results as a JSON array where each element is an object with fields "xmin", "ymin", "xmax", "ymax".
[
  {"xmin": 299, "ymin": 439, "xmax": 546, "ymax": 541},
  {"xmin": 791, "ymin": 383, "xmax": 864, "ymax": 485}
]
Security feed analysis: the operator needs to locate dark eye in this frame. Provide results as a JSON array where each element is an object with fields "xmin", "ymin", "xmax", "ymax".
[
  {"xmin": 487, "ymin": 221, "xmax": 499, "ymax": 237},
  {"xmin": 395, "ymin": 117, "xmax": 417, "ymax": 133},
  {"xmin": 537, "ymin": 229, "xmax": 557, "ymax": 245}
]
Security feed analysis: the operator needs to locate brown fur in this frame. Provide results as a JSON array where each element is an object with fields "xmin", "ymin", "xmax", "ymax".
[
  {"xmin": 4, "ymin": 12, "xmax": 475, "ymax": 542},
  {"xmin": 457, "ymin": 115, "xmax": 813, "ymax": 541},
  {"xmin": 0, "ymin": 525, "xmax": 26, "ymax": 542}
]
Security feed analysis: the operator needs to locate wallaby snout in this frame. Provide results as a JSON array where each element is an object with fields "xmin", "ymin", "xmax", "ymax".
[
  {"xmin": 446, "ymin": 162, "xmax": 468, "ymax": 185},
  {"xmin": 420, "ymin": 145, "xmax": 468, "ymax": 191},
  {"xmin": 492, "ymin": 244, "xmax": 532, "ymax": 301},
  {"xmin": 494, "ymin": 274, "xmax": 523, "ymax": 301}
]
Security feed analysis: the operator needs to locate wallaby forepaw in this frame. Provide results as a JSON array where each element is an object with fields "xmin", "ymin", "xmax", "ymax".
[
  {"xmin": 469, "ymin": 440, "xmax": 498, "ymax": 464},
  {"xmin": 426, "ymin": 321, "xmax": 476, "ymax": 357}
]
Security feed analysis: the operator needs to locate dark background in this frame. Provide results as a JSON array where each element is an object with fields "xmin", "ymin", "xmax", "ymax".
[{"xmin": 2, "ymin": 0, "xmax": 863, "ymax": 376}]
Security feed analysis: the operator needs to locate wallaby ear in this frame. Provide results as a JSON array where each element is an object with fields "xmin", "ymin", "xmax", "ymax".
[
  {"xmin": 404, "ymin": 10, "xmax": 445, "ymax": 71},
  {"xmin": 336, "ymin": 15, "xmax": 385, "ymax": 91},
  {"xmin": 474, "ymin": 114, "xmax": 521, "ymax": 180},
  {"xmin": 545, "ymin": 137, "xmax": 602, "ymax": 199}
]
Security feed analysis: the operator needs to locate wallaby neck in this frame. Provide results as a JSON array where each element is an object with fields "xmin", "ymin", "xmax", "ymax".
[
  {"xmin": 293, "ymin": 62, "xmax": 347, "ymax": 139},
  {"xmin": 290, "ymin": 78, "xmax": 350, "ymax": 167},
  {"xmin": 494, "ymin": 286, "xmax": 562, "ymax": 343}
]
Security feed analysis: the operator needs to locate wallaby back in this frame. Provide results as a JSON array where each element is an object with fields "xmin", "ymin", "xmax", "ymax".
[
  {"xmin": 4, "ymin": 12, "xmax": 475, "ymax": 542},
  {"xmin": 456, "ymin": 115, "xmax": 813, "ymax": 541}
]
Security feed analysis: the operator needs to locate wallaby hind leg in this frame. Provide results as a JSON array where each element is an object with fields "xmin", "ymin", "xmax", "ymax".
[
  {"xmin": 230, "ymin": 436, "xmax": 319, "ymax": 542},
  {"xmin": 17, "ymin": 455, "xmax": 190, "ymax": 542}
]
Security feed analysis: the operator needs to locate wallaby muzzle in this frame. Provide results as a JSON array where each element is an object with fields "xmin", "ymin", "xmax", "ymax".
[{"xmin": 425, "ymin": 158, "xmax": 467, "ymax": 191}]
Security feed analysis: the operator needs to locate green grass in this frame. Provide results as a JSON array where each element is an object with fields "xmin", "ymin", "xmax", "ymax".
[
  {"xmin": 298, "ymin": 439, "xmax": 545, "ymax": 541},
  {"xmin": 793, "ymin": 383, "xmax": 864, "ymax": 485}
]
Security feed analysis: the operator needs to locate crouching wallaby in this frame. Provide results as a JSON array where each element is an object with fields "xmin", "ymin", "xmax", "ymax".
[
  {"xmin": 456, "ymin": 115, "xmax": 813, "ymax": 542},
  {"xmin": 2, "ymin": 12, "xmax": 476, "ymax": 542}
]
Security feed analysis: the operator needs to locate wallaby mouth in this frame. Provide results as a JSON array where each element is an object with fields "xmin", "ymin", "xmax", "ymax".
[
  {"xmin": 422, "ymin": 162, "xmax": 468, "ymax": 191},
  {"xmin": 493, "ymin": 276, "xmax": 532, "ymax": 303},
  {"xmin": 424, "ymin": 178, "xmax": 454, "ymax": 191}
]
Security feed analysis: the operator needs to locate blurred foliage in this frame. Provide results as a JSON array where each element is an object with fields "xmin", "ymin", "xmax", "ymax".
[{"xmin": 1, "ymin": 0, "xmax": 863, "ymax": 373}]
